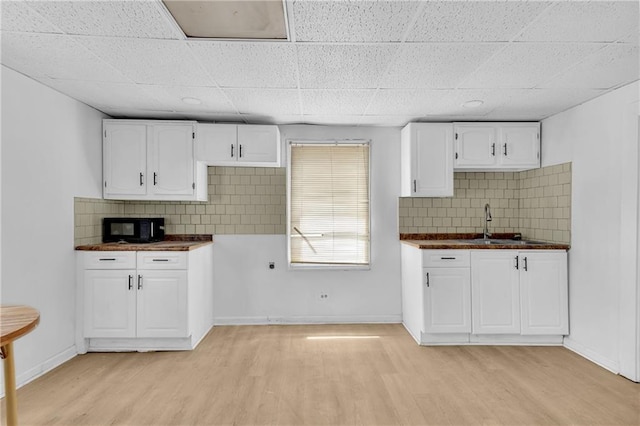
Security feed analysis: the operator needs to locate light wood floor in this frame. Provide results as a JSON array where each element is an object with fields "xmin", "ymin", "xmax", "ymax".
[{"xmin": 8, "ymin": 324, "xmax": 640, "ymax": 425}]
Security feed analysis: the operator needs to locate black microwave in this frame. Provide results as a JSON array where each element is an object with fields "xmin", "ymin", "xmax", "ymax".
[{"xmin": 103, "ymin": 218, "xmax": 165, "ymax": 243}]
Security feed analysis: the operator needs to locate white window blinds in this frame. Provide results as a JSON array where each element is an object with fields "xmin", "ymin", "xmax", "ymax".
[{"xmin": 289, "ymin": 142, "xmax": 370, "ymax": 266}]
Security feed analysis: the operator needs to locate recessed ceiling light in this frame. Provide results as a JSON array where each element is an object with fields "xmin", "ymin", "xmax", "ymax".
[
  {"xmin": 182, "ymin": 97, "xmax": 202, "ymax": 105},
  {"xmin": 162, "ymin": 0, "xmax": 287, "ymax": 39},
  {"xmin": 462, "ymin": 100, "xmax": 484, "ymax": 108}
]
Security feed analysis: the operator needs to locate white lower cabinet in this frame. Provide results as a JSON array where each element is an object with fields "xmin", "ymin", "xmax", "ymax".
[
  {"xmin": 401, "ymin": 246, "xmax": 568, "ymax": 345},
  {"xmin": 471, "ymin": 250, "xmax": 521, "ymax": 334},
  {"xmin": 77, "ymin": 247, "xmax": 213, "ymax": 352},
  {"xmin": 423, "ymin": 251, "xmax": 471, "ymax": 334}
]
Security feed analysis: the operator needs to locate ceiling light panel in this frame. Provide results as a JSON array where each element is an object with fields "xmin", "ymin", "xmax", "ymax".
[
  {"xmin": 1, "ymin": 32, "xmax": 129, "ymax": 82},
  {"xmin": 300, "ymin": 89, "xmax": 376, "ymax": 116},
  {"xmin": 26, "ymin": 0, "xmax": 182, "ymax": 39},
  {"xmin": 381, "ymin": 43, "xmax": 502, "ymax": 89},
  {"xmin": 78, "ymin": 38, "xmax": 214, "ymax": 86},
  {"xmin": 292, "ymin": 0, "xmax": 419, "ymax": 42},
  {"xmin": 407, "ymin": 1, "xmax": 551, "ymax": 42},
  {"xmin": 0, "ymin": 1, "xmax": 61, "ymax": 33},
  {"xmin": 460, "ymin": 43, "xmax": 605, "ymax": 89},
  {"xmin": 163, "ymin": 0, "xmax": 287, "ymax": 39},
  {"xmin": 297, "ymin": 44, "xmax": 398, "ymax": 89},
  {"xmin": 517, "ymin": 1, "xmax": 639, "ymax": 42},
  {"xmin": 540, "ymin": 44, "xmax": 640, "ymax": 90},
  {"xmin": 224, "ymin": 88, "xmax": 301, "ymax": 116},
  {"xmin": 188, "ymin": 42, "xmax": 297, "ymax": 88}
]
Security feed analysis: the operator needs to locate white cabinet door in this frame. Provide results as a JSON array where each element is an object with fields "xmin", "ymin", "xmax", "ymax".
[
  {"xmin": 520, "ymin": 252, "xmax": 568, "ymax": 335},
  {"xmin": 410, "ymin": 123, "xmax": 454, "ymax": 197},
  {"xmin": 237, "ymin": 125, "xmax": 280, "ymax": 165},
  {"xmin": 454, "ymin": 124, "xmax": 497, "ymax": 168},
  {"xmin": 136, "ymin": 270, "xmax": 188, "ymax": 338},
  {"xmin": 499, "ymin": 124, "xmax": 540, "ymax": 168},
  {"xmin": 424, "ymin": 268, "xmax": 471, "ymax": 333},
  {"xmin": 471, "ymin": 250, "xmax": 520, "ymax": 334},
  {"xmin": 104, "ymin": 123, "xmax": 147, "ymax": 197},
  {"xmin": 84, "ymin": 270, "xmax": 136, "ymax": 338},
  {"xmin": 197, "ymin": 123, "xmax": 238, "ymax": 166},
  {"xmin": 149, "ymin": 124, "xmax": 195, "ymax": 196}
]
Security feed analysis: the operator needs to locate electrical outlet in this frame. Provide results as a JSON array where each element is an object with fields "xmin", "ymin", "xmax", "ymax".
[
  {"xmin": 319, "ymin": 293, "xmax": 328, "ymax": 299},
  {"xmin": 268, "ymin": 262, "xmax": 275, "ymax": 270}
]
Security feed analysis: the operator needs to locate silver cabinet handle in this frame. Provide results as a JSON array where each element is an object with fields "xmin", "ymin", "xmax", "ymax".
[
  {"xmin": 128, "ymin": 275, "xmax": 133, "ymax": 290},
  {"xmin": 503, "ymin": 143, "xmax": 508, "ymax": 156},
  {"xmin": 231, "ymin": 144, "xmax": 234, "ymax": 158},
  {"xmin": 138, "ymin": 275, "xmax": 143, "ymax": 290},
  {"xmin": 139, "ymin": 172, "xmax": 144, "ymax": 186},
  {"xmin": 99, "ymin": 258, "xmax": 116, "ymax": 261},
  {"xmin": 413, "ymin": 179, "xmax": 417, "ymax": 193},
  {"xmin": 239, "ymin": 144, "xmax": 243, "ymax": 158},
  {"xmin": 523, "ymin": 257, "xmax": 528, "ymax": 272},
  {"xmin": 152, "ymin": 259, "xmax": 169, "ymax": 262},
  {"xmin": 441, "ymin": 257, "xmax": 456, "ymax": 260},
  {"xmin": 426, "ymin": 272, "xmax": 430, "ymax": 287},
  {"xmin": 153, "ymin": 172, "xmax": 157, "ymax": 186},
  {"xmin": 491, "ymin": 143, "xmax": 495, "ymax": 156},
  {"xmin": 515, "ymin": 256, "xmax": 519, "ymax": 270}
]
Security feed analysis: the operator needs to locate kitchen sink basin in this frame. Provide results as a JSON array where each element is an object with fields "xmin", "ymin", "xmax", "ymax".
[{"xmin": 462, "ymin": 239, "xmax": 548, "ymax": 245}]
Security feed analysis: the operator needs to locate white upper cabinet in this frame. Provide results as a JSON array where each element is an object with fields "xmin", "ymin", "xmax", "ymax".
[
  {"xmin": 454, "ymin": 122, "xmax": 540, "ymax": 171},
  {"xmin": 149, "ymin": 124, "xmax": 195, "ymax": 196},
  {"xmin": 103, "ymin": 123, "xmax": 147, "ymax": 196},
  {"xmin": 197, "ymin": 123, "xmax": 281, "ymax": 167},
  {"xmin": 401, "ymin": 123, "xmax": 454, "ymax": 197},
  {"xmin": 103, "ymin": 120, "xmax": 207, "ymax": 201}
]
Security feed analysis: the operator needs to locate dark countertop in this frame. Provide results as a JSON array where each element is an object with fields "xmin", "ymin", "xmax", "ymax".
[
  {"xmin": 75, "ymin": 234, "xmax": 213, "ymax": 251},
  {"xmin": 400, "ymin": 233, "xmax": 570, "ymax": 251}
]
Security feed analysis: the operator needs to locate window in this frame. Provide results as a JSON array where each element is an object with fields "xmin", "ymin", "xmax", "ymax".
[{"xmin": 288, "ymin": 141, "xmax": 370, "ymax": 268}]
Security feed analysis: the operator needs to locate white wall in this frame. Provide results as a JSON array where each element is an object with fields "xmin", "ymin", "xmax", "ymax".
[
  {"xmin": 542, "ymin": 81, "xmax": 640, "ymax": 378},
  {"xmin": 0, "ymin": 66, "xmax": 105, "ymax": 393},
  {"xmin": 212, "ymin": 126, "xmax": 402, "ymax": 324}
]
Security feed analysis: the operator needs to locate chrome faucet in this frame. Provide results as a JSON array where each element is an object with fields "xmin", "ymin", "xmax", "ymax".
[{"xmin": 483, "ymin": 203, "xmax": 492, "ymax": 240}]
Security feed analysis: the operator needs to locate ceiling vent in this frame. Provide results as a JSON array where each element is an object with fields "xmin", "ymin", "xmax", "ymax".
[{"xmin": 162, "ymin": 0, "xmax": 288, "ymax": 40}]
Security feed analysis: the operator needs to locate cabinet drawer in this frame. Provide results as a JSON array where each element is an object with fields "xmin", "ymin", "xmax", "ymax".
[
  {"xmin": 423, "ymin": 250, "xmax": 470, "ymax": 268},
  {"xmin": 137, "ymin": 252, "xmax": 188, "ymax": 269},
  {"xmin": 83, "ymin": 252, "xmax": 136, "ymax": 269}
]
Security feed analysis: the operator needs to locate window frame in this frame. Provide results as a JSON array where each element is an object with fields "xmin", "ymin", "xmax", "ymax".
[{"xmin": 286, "ymin": 139, "xmax": 372, "ymax": 271}]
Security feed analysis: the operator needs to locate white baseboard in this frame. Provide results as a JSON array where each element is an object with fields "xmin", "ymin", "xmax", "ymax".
[
  {"xmin": 214, "ymin": 315, "xmax": 402, "ymax": 326},
  {"xmin": 563, "ymin": 337, "xmax": 620, "ymax": 374},
  {"xmin": 0, "ymin": 346, "xmax": 77, "ymax": 398}
]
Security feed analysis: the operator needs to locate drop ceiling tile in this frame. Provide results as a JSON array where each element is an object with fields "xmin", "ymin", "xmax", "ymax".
[
  {"xmin": 79, "ymin": 37, "xmax": 213, "ymax": 86},
  {"xmin": 300, "ymin": 115, "xmax": 365, "ymax": 126},
  {"xmin": 141, "ymin": 85, "xmax": 236, "ymax": 114},
  {"xmin": 428, "ymin": 89, "xmax": 519, "ymax": 117},
  {"xmin": 358, "ymin": 115, "xmax": 422, "ymax": 127},
  {"xmin": 381, "ymin": 43, "xmax": 502, "ymax": 89},
  {"xmin": 297, "ymin": 44, "xmax": 398, "ymax": 89},
  {"xmin": 300, "ymin": 89, "xmax": 376, "ymax": 115},
  {"xmin": 408, "ymin": 1, "xmax": 550, "ymax": 42},
  {"xmin": 1, "ymin": 32, "xmax": 129, "ymax": 82},
  {"xmin": 366, "ymin": 89, "xmax": 452, "ymax": 115},
  {"xmin": 541, "ymin": 44, "xmax": 639, "ymax": 90},
  {"xmin": 487, "ymin": 88, "xmax": 606, "ymax": 119},
  {"xmin": 292, "ymin": 0, "xmax": 419, "ymax": 42},
  {"xmin": 0, "ymin": 1, "xmax": 61, "ymax": 33},
  {"xmin": 224, "ymin": 88, "xmax": 300, "ymax": 116},
  {"xmin": 460, "ymin": 43, "xmax": 605, "ymax": 89},
  {"xmin": 41, "ymin": 79, "xmax": 164, "ymax": 111},
  {"xmin": 26, "ymin": 0, "xmax": 181, "ymax": 39},
  {"xmin": 518, "ymin": 1, "xmax": 639, "ymax": 42},
  {"xmin": 188, "ymin": 42, "xmax": 297, "ymax": 88},
  {"xmin": 100, "ymin": 108, "xmax": 189, "ymax": 120}
]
